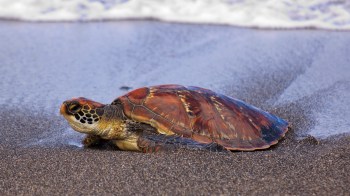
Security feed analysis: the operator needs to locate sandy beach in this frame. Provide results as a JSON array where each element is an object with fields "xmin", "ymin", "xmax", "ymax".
[{"xmin": 0, "ymin": 20, "xmax": 349, "ymax": 195}]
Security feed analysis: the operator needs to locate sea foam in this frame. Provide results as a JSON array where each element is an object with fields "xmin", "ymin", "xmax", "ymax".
[{"xmin": 0, "ymin": 0, "xmax": 350, "ymax": 30}]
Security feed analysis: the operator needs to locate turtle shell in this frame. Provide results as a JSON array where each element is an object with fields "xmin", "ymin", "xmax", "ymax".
[{"xmin": 114, "ymin": 84, "xmax": 288, "ymax": 151}]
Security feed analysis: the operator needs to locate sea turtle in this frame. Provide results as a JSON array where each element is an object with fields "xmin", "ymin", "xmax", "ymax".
[{"xmin": 60, "ymin": 84, "xmax": 288, "ymax": 152}]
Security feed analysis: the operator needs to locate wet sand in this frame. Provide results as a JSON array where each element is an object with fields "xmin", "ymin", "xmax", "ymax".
[
  {"xmin": 0, "ymin": 21, "xmax": 349, "ymax": 195},
  {"xmin": 0, "ymin": 111, "xmax": 349, "ymax": 195}
]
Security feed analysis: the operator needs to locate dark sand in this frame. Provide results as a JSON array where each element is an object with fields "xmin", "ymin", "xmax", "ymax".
[{"xmin": 0, "ymin": 21, "xmax": 349, "ymax": 195}]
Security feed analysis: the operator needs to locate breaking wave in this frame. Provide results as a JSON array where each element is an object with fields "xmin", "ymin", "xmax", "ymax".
[{"xmin": 0, "ymin": 0, "xmax": 350, "ymax": 30}]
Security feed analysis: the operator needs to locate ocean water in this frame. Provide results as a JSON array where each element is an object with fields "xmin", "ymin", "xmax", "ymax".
[{"xmin": 0, "ymin": 0, "xmax": 350, "ymax": 30}]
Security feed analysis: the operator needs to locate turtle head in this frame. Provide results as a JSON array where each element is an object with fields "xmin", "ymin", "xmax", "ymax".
[{"xmin": 60, "ymin": 97, "xmax": 105, "ymax": 134}]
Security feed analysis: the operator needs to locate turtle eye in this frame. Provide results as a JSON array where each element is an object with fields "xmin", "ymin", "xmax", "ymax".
[{"xmin": 68, "ymin": 103, "xmax": 82, "ymax": 113}]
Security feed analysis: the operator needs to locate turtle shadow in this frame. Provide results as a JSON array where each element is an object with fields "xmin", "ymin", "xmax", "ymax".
[{"xmin": 83, "ymin": 140, "xmax": 121, "ymax": 151}]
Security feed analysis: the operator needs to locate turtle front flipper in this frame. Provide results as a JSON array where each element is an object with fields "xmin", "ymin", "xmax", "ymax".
[
  {"xmin": 83, "ymin": 134, "xmax": 105, "ymax": 147},
  {"xmin": 138, "ymin": 133, "xmax": 228, "ymax": 153},
  {"xmin": 137, "ymin": 136, "xmax": 165, "ymax": 153}
]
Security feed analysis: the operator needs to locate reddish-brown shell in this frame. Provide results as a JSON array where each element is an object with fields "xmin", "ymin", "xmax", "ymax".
[{"xmin": 115, "ymin": 84, "xmax": 288, "ymax": 151}]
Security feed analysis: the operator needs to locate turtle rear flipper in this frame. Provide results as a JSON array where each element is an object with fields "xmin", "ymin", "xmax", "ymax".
[{"xmin": 138, "ymin": 133, "xmax": 228, "ymax": 153}]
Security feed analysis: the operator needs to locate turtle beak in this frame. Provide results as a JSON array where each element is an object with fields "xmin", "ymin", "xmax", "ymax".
[{"xmin": 60, "ymin": 102, "xmax": 68, "ymax": 115}]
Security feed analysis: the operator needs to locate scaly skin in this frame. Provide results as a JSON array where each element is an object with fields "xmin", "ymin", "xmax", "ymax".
[{"xmin": 60, "ymin": 98, "xmax": 142, "ymax": 151}]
